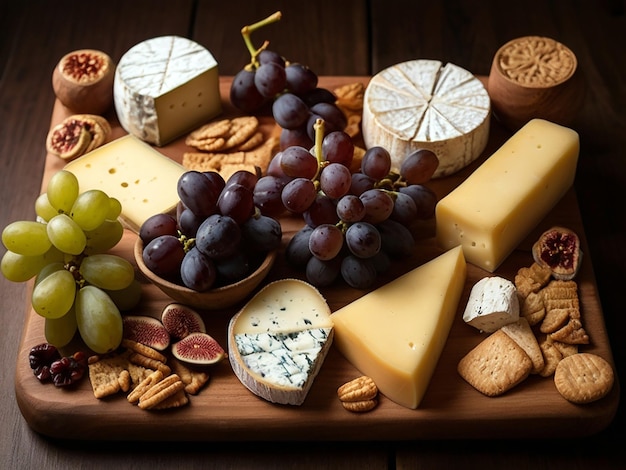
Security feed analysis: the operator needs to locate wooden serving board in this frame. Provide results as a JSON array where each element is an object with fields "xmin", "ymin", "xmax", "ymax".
[{"xmin": 14, "ymin": 77, "xmax": 619, "ymax": 441}]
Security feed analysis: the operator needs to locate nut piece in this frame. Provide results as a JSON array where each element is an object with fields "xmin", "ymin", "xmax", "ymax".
[
  {"xmin": 532, "ymin": 226, "xmax": 583, "ymax": 280},
  {"xmin": 337, "ymin": 376, "xmax": 379, "ymax": 413},
  {"xmin": 337, "ymin": 375, "xmax": 378, "ymax": 402}
]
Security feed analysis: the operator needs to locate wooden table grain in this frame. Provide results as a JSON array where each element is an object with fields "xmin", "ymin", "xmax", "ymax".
[{"xmin": 1, "ymin": 1, "xmax": 624, "ymax": 468}]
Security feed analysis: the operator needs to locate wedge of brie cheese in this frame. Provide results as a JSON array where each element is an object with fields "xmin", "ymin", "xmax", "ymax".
[
  {"xmin": 228, "ymin": 279, "xmax": 333, "ymax": 406},
  {"xmin": 362, "ymin": 59, "xmax": 490, "ymax": 177}
]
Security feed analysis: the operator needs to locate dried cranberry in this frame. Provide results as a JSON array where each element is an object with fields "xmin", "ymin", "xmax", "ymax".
[
  {"xmin": 29, "ymin": 343, "xmax": 61, "ymax": 383},
  {"xmin": 50, "ymin": 351, "xmax": 87, "ymax": 387}
]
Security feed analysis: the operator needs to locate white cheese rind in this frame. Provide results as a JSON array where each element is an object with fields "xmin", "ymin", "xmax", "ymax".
[
  {"xmin": 463, "ymin": 276, "xmax": 519, "ymax": 332},
  {"xmin": 228, "ymin": 279, "xmax": 333, "ymax": 406},
  {"xmin": 114, "ymin": 35, "xmax": 222, "ymax": 146},
  {"xmin": 362, "ymin": 59, "xmax": 490, "ymax": 178}
]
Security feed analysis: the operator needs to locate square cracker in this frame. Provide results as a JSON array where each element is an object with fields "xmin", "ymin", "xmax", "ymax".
[{"xmin": 457, "ymin": 330, "xmax": 532, "ymax": 397}]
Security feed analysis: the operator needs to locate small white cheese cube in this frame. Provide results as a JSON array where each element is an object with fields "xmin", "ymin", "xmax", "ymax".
[{"xmin": 463, "ymin": 276, "xmax": 519, "ymax": 332}]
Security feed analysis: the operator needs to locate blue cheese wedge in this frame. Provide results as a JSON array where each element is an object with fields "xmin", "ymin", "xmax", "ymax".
[
  {"xmin": 114, "ymin": 35, "xmax": 222, "ymax": 146},
  {"xmin": 463, "ymin": 276, "xmax": 519, "ymax": 332},
  {"xmin": 228, "ymin": 279, "xmax": 333, "ymax": 405}
]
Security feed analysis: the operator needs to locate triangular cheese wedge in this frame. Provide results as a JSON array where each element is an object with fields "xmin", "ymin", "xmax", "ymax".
[
  {"xmin": 228, "ymin": 279, "xmax": 333, "ymax": 406},
  {"xmin": 331, "ymin": 246, "xmax": 466, "ymax": 409}
]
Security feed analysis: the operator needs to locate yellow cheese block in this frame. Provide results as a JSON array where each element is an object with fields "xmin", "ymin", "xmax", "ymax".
[
  {"xmin": 64, "ymin": 135, "xmax": 187, "ymax": 233},
  {"xmin": 435, "ymin": 119, "xmax": 579, "ymax": 272},
  {"xmin": 331, "ymin": 246, "xmax": 466, "ymax": 409}
]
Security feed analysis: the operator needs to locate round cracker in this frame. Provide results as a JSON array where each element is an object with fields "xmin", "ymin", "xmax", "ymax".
[{"xmin": 554, "ymin": 353, "xmax": 614, "ymax": 404}]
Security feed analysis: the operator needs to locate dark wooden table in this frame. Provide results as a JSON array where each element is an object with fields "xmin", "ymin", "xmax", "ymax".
[{"xmin": 1, "ymin": 1, "xmax": 624, "ymax": 468}]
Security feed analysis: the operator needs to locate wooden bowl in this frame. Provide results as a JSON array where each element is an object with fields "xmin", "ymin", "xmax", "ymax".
[
  {"xmin": 134, "ymin": 238, "xmax": 277, "ymax": 310},
  {"xmin": 487, "ymin": 36, "xmax": 585, "ymax": 131}
]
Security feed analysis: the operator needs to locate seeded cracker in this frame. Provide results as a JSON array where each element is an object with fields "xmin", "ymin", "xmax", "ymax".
[{"xmin": 457, "ymin": 330, "xmax": 532, "ymax": 397}]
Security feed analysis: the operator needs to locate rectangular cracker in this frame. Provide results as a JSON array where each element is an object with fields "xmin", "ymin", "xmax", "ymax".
[{"xmin": 500, "ymin": 318, "xmax": 545, "ymax": 374}]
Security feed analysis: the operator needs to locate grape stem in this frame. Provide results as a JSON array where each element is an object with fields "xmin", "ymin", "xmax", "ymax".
[
  {"xmin": 312, "ymin": 118, "xmax": 326, "ymax": 181},
  {"xmin": 241, "ymin": 11, "xmax": 282, "ymax": 69}
]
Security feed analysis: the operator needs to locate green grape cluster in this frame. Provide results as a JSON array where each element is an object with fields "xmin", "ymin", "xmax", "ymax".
[{"xmin": 1, "ymin": 170, "xmax": 139, "ymax": 353}]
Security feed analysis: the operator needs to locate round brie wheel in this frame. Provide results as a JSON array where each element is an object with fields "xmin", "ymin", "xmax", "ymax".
[{"xmin": 362, "ymin": 59, "xmax": 491, "ymax": 178}]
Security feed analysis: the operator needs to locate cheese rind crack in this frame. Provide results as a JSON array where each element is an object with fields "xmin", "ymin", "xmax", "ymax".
[
  {"xmin": 330, "ymin": 246, "xmax": 467, "ymax": 409},
  {"xmin": 435, "ymin": 119, "xmax": 579, "ymax": 272}
]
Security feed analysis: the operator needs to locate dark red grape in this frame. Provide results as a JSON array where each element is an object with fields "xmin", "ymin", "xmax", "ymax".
[
  {"xmin": 241, "ymin": 214, "xmax": 282, "ymax": 252},
  {"xmin": 272, "ymin": 93, "xmax": 310, "ymax": 130},
  {"xmin": 253, "ymin": 175, "xmax": 287, "ymax": 217},
  {"xmin": 303, "ymin": 194, "xmax": 339, "ymax": 227},
  {"xmin": 345, "ymin": 222, "xmax": 381, "ymax": 259},
  {"xmin": 143, "ymin": 235, "xmax": 185, "ymax": 279},
  {"xmin": 281, "ymin": 177, "xmax": 317, "ymax": 213},
  {"xmin": 400, "ymin": 149, "xmax": 439, "ymax": 184},
  {"xmin": 285, "ymin": 63, "xmax": 318, "ymax": 95},
  {"xmin": 180, "ymin": 246, "xmax": 216, "ymax": 291},
  {"xmin": 280, "ymin": 145, "xmax": 318, "ymax": 179},
  {"xmin": 195, "ymin": 214, "xmax": 241, "ymax": 261},
  {"xmin": 254, "ymin": 62, "xmax": 287, "ymax": 98},
  {"xmin": 140, "ymin": 213, "xmax": 178, "ymax": 245},
  {"xmin": 177, "ymin": 171, "xmax": 220, "ymax": 218},
  {"xmin": 361, "ymin": 146, "xmax": 392, "ymax": 180},
  {"xmin": 217, "ymin": 183, "xmax": 255, "ymax": 224},
  {"xmin": 230, "ymin": 68, "xmax": 267, "ymax": 113},
  {"xmin": 322, "ymin": 131, "xmax": 354, "ymax": 167}
]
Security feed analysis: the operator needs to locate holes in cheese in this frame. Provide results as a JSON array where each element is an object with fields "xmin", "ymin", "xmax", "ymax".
[
  {"xmin": 64, "ymin": 135, "xmax": 187, "ymax": 233},
  {"xmin": 330, "ymin": 246, "xmax": 467, "ymax": 409},
  {"xmin": 435, "ymin": 119, "xmax": 579, "ymax": 272}
]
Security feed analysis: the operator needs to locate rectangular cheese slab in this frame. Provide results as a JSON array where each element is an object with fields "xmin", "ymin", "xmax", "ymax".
[
  {"xmin": 63, "ymin": 135, "xmax": 186, "ymax": 233},
  {"xmin": 435, "ymin": 119, "xmax": 579, "ymax": 272},
  {"xmin": 330, "ymin": 246, "xmax": 466, "ymax": 409}
]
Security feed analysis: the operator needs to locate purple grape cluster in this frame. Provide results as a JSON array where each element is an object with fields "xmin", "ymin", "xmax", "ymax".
[
  {"xmin": 253, "ymin": 126, "xmax": 440, "ymax": 290},
  {"xmin": 230, "ymin": 50, "xmax": 347, "ymax": 151},
  {"xmin": 139, "ymin": 170, "xmax": 282, "ymax": 292}
]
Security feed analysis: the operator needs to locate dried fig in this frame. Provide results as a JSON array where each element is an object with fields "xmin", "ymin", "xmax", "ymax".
[
  {"xmin": 161, "ymin": 303, "xmax": 206, "ymax": 340},
  {"xmin": 122, "ymin": 315, "xmax": 171, "ymax": 351},
  {"xmin": 52, "ymin": 49, "xmax": 115, "ymax": 114},
  {"xmin": 532, "ymin": 226, "xmax": 583, "ymax": 280},
  {"xmin": 171, "ymin": 332, "xmax": 225, "ymax": 365}
]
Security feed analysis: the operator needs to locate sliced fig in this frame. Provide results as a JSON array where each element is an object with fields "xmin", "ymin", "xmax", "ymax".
[
  {"xmin": 171, "ymin": 332, "xmax": 225, "ymax": 365},
  {"xmin": 161, "ymin": 303, "xmax": 206, "ymax": 340},
  {"xmin": 532, "ymin": 226, "xmax": 583, "ymax": 280},
  {"xmin": 46, "ymin": 120, "xmax": 92, "ymax": 160},
  {"xmin": 122, "ymin": 315, "xmax": 170, "ymax": 351}
]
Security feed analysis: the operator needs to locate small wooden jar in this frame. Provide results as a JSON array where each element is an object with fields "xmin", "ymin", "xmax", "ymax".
[{"xmin": 487, "ymin": 36, "xmax": 585, "ymax": 131}]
